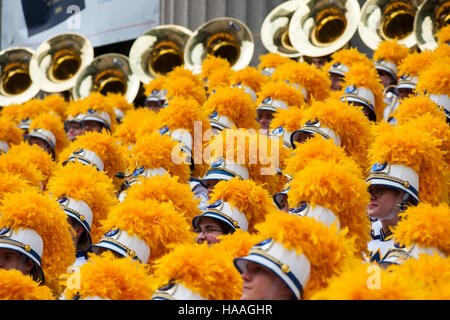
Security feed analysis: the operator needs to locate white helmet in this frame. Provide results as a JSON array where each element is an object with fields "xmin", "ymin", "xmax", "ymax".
[
  {"xmin": 62, "ymin": 148, "xmax": 105, "ymax": 172},
  {"xmin": 90, "ymin": 228, "xmax": 150, "ymax": 264},
  {"xmin": 58, "ymin": 197, "xmax": 93, "ymax": 251},
  {"xmin": 0, "ymin": 227, "xmax": 44, "ymax": 282},
  {"xmin": 290, "ymin": 119, "xmax": 341, "ymax": 148},
  {"xmin": 367, "ymin": 162, "xmax": 419, "ymax": 205},
  {"xmin": 192, "ymin": 200, "xmax": 249, "ymax": 233},
  {"xmin": 234, "ymin": 238, "xmax": 311, "ymax": 300}
]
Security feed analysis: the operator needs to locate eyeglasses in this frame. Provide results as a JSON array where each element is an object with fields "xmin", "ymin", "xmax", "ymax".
[
  {"xmin": 368, "ymin": 187, "xmax": 399, "ymax": 199},
  {"xmin": 64, "ymin": 122, "xmax": 81, "ymax": 131},
  {"xmin": 196, "ymin": 226, "xmax": 223, "ymax": 235}
]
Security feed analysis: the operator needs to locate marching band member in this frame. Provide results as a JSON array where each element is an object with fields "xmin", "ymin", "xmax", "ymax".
[
  {"xmin": 27, "ymin": 112, "xmax": 69, "ymax": 160},
  {"xmin": 268, "ymin": 107, "xmax": 305, "ymax": 150},
  {"xmin": 323, "ymin": 47, "xmax": 373, "ymax": 92},
  {"xmin": 0, "ymin": 148, "xmax": 46, "ymax": 190},
  {"xmin": 2, "ymin": 99, "xmax": 48, "ymax": 140},
  {"xmin": 255, "ymin": 80, "xmax": 305, "ymax": 131},
  {"xmin": 105, "ymin": 92, "xmax": 135, "ymax": 124},
  {"xmin": 0, "ymin": 190, "xmax": 75, "ymax": 295},
  {"xmin": 63, "ymin": 251, "xmax": 154, "ymax": 300},
  {"xmin": 46, "ymin": 160, "xmax": 117, "ymax": 269},
  {"xmin": 257, "ymin": 52, "xmax": 292, "ymax": 78},
  {"xmin": 113, "ymin": 106, "xmax": 161, "ymax": 149},
  {"xmin": 203, "ymin": 85, "xmax": 259, "ymax": 133},
  {"xmin": 271, "ymin": 59, "xmax": 330, "ymax": 102},
  {"xmin": 157, "ymin": 95, "xmax": 211, "ymax": 180},
  {"xmin": 125, "ymin": 131, "xmax": 192, "ymax": 185},
  {"xmin": 234, "ymin": 210, "xmax": 355, "ymax": 300},
  {"xmin": 415, "ymin": 60, "xmax": 450, "ymax": 123},
  {"xmin": 391, "ymin": 96, "xmax": 450, "ymax": 166},
  {"xmin": 382, "ymin": 253, "xmax": 450, "ymax": 300},
  {"xmin": 119, "ymin": 174, "xmax": 201, "ymax": 225},
  {"xmin": 340, "ymin": 62, "xmax": 385, "ymax": 123},
  {"xmin": 151, "ymin": 242, "xmax": 243, "ymax": 300},
  {"xmin": 63, "ymin": 99, "xmax": 86, "ymax": 142},
  {"xmin": 366, "ymin": 120, "xmax": 447, "ymax": 264},
  {"xmin": 143, "ymin": 76, "xmax": 169, "ymax": 112},
  {"xmin": 372, "ymin": 40, "xmax": 409, "ymax": 90},
  {"xmin": 6, "ymin": 142, "xmax": 56, "ymax": 191},
  {"xmin": 59, "ymin": 130, "xmax": 128, "ymax": 192},
  {"xmin": 290, "ymin": 97, "xmax": 373, "ymax": 171},
  {"xmin": 383, "ymin": 202, "xmax": 449, "ymax": 265},
  {"xmin": 287, "ymin": 157, "xmax": 371, "ymax": 257},
  {"xmin": 90, "ymin": 197, "xmax": 193, "ymax": 266},
  {"xmin": 192, "ymin": 177, "xmax": 274, "ymax": 244},
  {"xmin": 230, "ymin": 66, "xmax": 269, "ymax": 102},
  {"xmin": 200, "ymin": 55, "xmax": 233, "ymax": 97},
  {"xmin": 372, "ymin": 40, "xmax": 410, "ymax": 122},
  {"xmin": 384, "ymin": 50, "xmax": 435, "ymax": 123}
]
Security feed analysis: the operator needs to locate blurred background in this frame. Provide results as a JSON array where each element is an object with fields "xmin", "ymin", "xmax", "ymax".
[{"xmin": 0, "ymin": 0, "xmax": 372, "ymax": 67}]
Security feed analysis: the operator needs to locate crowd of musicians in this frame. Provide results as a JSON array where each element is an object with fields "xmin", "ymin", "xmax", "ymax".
[{"xmin": 0, "ymin": 10, "xmax": 449, "ymax": 299}]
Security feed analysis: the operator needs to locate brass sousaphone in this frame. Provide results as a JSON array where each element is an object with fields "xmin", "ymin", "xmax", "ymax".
[
  {"xmin": 260, "ymin": 0, "xmax": 306, "ymax": 58},
  {"xmin": 184, "ymin": 17, "xmax": 254, "ymax": 73},
  {"xmin": 129, "ymin": 25, "xmax": 193, "ymax": 84},
  {"xmin": 358, "ymin": 0, "xmax": 424, "ymax": 50},
  {"xmin": 29, "ymin": 33, "xmax": 94, "ymax": 94},
  {"xmin": 414, "ymin": 0, "xmax": 450, "ymax": 51},
  {"xmin": 72, "ymin": 53, "xmax": 140, "ymax": 103},
  {"xmin": 0, "ymin": 46, "xmax": 40, "ymax": 106},
  {"xmin": 288, "ymin": 0, "xmax": 361, "ymax": 57}
]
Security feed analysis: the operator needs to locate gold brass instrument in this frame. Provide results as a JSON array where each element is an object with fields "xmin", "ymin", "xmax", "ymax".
[
  {"xmin": 0, "ymin": 46, "xmax": 40, "ymax": 106},
  {"xmin": 29, "ymin": 33, "xmax": 94, "ymax": 94},
  {"xmin": 260, "ymin": 0, "xmax": 306, "ymax": 58},
  {"xmin": 288, "ymin": 0, "xmax": 361, "ymax": 57},
  {"xmin": 129, "ymin": 25, "xmax": 193, "ymax": 84},
  {"xmin": 358, "ymin": 0, "xmax": 424, "ymax": 50},
  {"xmin": 184, "ymin": 17, "xmax": 254, "ymax": 73},
  {"xmin": 414, "ymin": 0, "xmax": 450, "ymax": 51},
  {"xmin": 72, "ymin": 53, "xmax": 140, "ymax": 103}
]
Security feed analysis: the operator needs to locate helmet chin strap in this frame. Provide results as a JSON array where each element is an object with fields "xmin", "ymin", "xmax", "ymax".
[{"xmin": 397, "ymin": 192, "xmax": 411, "ymax": 213}]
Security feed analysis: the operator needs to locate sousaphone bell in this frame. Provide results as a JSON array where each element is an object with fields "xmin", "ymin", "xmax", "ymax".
[
  {"xmin": 72, "ymin": 53, "xmax": 140, "ymax": 103},
  {"xmin": 288, "ymin": 0, "xmax": 361, "ymax": 57},
  {"xmin": 184, "ymin": 17, "xmax": 254, "ymax": 73},
  {"xmin": 29, "ymin": 33, "xmax": 94, "ymax": 93},
  {"xmin": 129, "ymin": 25, "xmax": 193, "ymax": 84},
  {"xmin": 358, "ymin": 0, "xmax": 424, "ymax": 50},
  {"xmin": 260, "ymin": 0, "xmax": 306, "ymax": 58},
  {"xmin": 0, "ymin": 46, "xmax": 40, "ymax": 106},
  {"xmin": 414, "ymin": 0, "xmax": 450, "ymax": 51},
  {"xmin": 289, "ymin": 0, "xmax": 360, "ymax": 57}
]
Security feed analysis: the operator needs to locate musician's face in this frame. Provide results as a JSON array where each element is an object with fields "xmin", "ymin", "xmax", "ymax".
[
  {"xmin": 240, "ymin": 261, "xmax": 294, "ymax": 300},
  {"xmin": 0, "ymin": 248, "xmax": 35, "ymax": 276},
  {"xmin": 82, "ymin": 120, "xmax": 104, "ymax": 133},
  {"xmin": 27, "ymin": 136, "xmax": 53, "ymax": 155},
  {"xmin": 146, "ymin": 99, "xmax": 165, "ymax": 112},
  {"xmin": 367, "ymin": 186, "xmax": 402, "ymax": 220},
  {"xmin": 310, "ymin": 56, "xmax": 329, "ymax": 69},
  {"xmin": 348, "ymin": 101, "xmax": 375, "ymax": 122},
  {"xmin": 330, "ymin": 73, "xmax": 345, "ymax": 91},
  {"xmin": 66, "ymin": 121, "xmax": 82, "ymax": 141},
  {"xmin": 377, "ymin": 70, "xmax": 395, "ymax": 88},
  {"xmin": 275, "ymin": 194, "xmax": 290, "ymax": 212},
  {"xmin": 257, "ymin": 110, "xmax": 275, "ymax": 131},
  {"xmin": 398, "ymin": 88, "xmax": 414, "ymax": 100}
]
